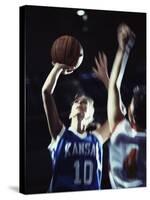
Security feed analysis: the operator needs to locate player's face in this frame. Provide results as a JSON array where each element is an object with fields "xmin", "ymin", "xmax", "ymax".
[{"xmin": 69, "ymin": 96, "xmax": 88, "ymax": 119}]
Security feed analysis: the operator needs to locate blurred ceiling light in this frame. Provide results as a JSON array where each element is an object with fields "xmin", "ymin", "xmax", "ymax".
[
  {"xmin": 77, "ymin": 10, "xmax": 85, "ymax": 16},
  {"xmin": 82, "ymin": 14, "xmax": 88, "ymax": 21}
]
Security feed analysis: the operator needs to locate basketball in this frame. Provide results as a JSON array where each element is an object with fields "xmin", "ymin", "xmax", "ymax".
[{"xmin": 51, "ymin": 35, "xmax": 83, "ymax": 74}]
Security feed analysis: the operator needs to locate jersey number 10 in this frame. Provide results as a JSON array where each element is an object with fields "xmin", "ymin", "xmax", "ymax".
[{"xmin": 74, "ymin": 160, "xmax": 93, "ymax": 185}]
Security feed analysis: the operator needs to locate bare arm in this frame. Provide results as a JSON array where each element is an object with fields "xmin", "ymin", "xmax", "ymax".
[
  {"xmin": 93, "ymin": 51, "xmax": 109, "ymax": 89},
  {"xmin": 107, "ymin": 24, "xmax": 135, "ymax": 132},
  {"xmin": 42, "ymin": 63, "xmax": 65, "ymax": 140},
  {"xmin": 107, "ymin": 48, "xmax": 125, "ymax": 132},
  {"xmin": 93, "ymin": 52, "xmax": 110, "ymax": 142}
]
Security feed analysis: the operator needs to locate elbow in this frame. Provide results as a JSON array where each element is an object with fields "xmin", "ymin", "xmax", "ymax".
[
  {"xmin": 42, "ymin": 84, "xmax": 54, "ymax": 96},
  {"xmin": 41, "ymin": 87, "xmax": 47, "ymax": 96},
  {"xmin": 41, "ymin": 87, "xmax": 54, "ymax": 103},
  {"xmin": 41, "ymin": 86, "xmax": 50, "ymax": 98},
  {"xmin": 42, "ymin": 86, "xmax": 47, "ymax": 94}
]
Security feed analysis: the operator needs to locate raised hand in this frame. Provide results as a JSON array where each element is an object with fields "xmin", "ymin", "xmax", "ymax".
[
  {"xmin": 117, "ymin": 23, "xmax": 135, "ymax": 51},
  {"xmin": 93, "ymin": 51, "xmax": 109, "ymax": 89},
  {"xmin": 53, "ymin": 62, "xmax": 75, "ymax": 75}
]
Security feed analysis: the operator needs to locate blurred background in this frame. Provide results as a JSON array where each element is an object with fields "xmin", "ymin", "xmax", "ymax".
[{"xmin": 20, "ymin": 5, "xmax": 146, "ymax": 193}]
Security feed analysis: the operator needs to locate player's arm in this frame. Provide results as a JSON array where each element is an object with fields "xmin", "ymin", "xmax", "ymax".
[
  {"xmin": 42, "ymin": 63, "xmax": 66, "ymax": 139},
  {"xmin": 93, "ymin": 52, "xmax": 110, "ymax": 142},
  {"xmin": 93, "ymin": 51, "xmax": 109, "ymax": 89},
  {"xmin": 108, "ymin": 24, "xmax": 135, "ymax": 133}
]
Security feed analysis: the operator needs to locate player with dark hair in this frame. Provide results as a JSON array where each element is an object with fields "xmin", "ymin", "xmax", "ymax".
[
  {"xmin": 128, "ymin": 86, "xmax": 146, "ymax": 130},
  {"xmin": 42, "ymin": 52, "xmax": 110, "ymax": 192},
  {"xmin": 107, "ymin": 24, "xmax": 146, "ymax": 188}
]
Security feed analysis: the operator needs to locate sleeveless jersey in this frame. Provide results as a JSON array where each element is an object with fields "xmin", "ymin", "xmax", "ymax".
[
  {"xmin": 48, "ymin": 126, "xmax": 103, "ymax": 192},
  {"xmin": 109, "ymin": 119, "xmax": 146, "ymax": 188}
]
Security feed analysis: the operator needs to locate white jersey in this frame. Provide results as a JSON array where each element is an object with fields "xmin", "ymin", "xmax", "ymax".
[{"xmin": 109, "ymin": 119, "xmax": 146, "ymax": 188}]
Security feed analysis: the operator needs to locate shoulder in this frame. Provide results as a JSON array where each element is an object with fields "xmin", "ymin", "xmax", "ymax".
[
  {"xmin": 110, "ymin": 118, "xmax": 132, "ymax": 144},
  {"xmin": 113, "ymin": 118, "xmax": 131, "ymax": 133},
  {"xmin": 48, "ymin": 125, "xmax": 66, "ymax": 151}
]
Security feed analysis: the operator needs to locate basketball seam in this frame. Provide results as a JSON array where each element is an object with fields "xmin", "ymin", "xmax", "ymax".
[
  {"xmin": 64, "ymin": 36, "xmax": 69, "ymax": 66},
  {"xmin": 70, "ymin": 38, "xmax": 78, "ymax": 66}
]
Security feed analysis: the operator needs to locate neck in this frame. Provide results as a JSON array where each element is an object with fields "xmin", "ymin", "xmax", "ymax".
[{"xmin": 70, "ymin": 115, "xmax": 86, "ymax": 134}]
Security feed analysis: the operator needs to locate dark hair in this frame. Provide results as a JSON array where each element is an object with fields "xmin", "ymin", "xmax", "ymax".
[
  {"xmin": 133, "ymin": 85, "xmax": 146, "ymax": 129},
  {"xmin": 74, "ymin": 91, "xmax": 86, "ymax": 100},
  {"xmin": 86, "ymin": 122, "xmax": 97, "ymax": 132}
]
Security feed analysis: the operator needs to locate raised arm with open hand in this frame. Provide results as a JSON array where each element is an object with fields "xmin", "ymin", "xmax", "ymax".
[
  {"xmin": 93, "ymin": 51, "xmax": 109, "ymax": 89},
  {"xmin": 108, "ymin": 24, "xmax": 135, "ymax": 132},
  {"xmin": 92, "ymin": 51, "xmax": 110, "ymax": 142},
  {"xmin": 42, "ymin": 63, "xmax": 73, "ymax": 139}
]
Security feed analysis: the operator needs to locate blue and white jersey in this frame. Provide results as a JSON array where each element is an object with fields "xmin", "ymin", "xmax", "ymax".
[
  {"xmin": 109, "ymin": 119, "xmax": 146, "ymax": 188},
  {"xmin": 48, "ymin": 126, "xmax": 103, "ymax": 192}
]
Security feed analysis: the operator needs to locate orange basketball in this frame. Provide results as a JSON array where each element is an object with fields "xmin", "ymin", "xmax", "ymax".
[{"xmin": 51, "ymin": 35, "xmax": 83, "ymax": 74}]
